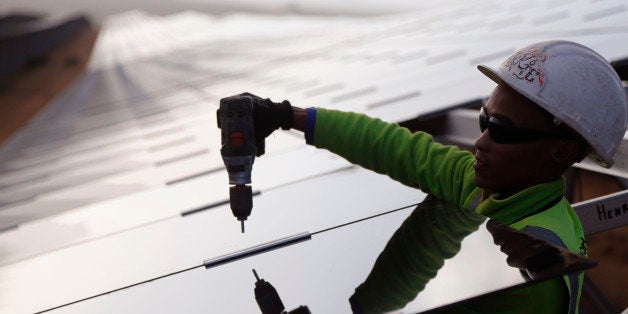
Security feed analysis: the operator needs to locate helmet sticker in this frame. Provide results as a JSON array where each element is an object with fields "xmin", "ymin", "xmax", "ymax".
[{"xmin": 504, "ymin": 49, "xmax": 547, "ymax": 87}]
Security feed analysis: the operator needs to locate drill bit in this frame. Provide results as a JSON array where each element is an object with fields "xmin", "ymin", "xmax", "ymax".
[{"xmin": 241, "ymin": 220, "xmax": 245, "ymax": 233}]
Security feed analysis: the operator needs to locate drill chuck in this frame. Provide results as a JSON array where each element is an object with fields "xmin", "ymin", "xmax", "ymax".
[
  {"xmin": 230, "ymin": 185, "xmax": 253, "ymax": 233},
  {"xmin": 252, "ymin": 269, "xmax": 285, "ymax": 314},
  {"xmin": 252, "ymin": 269, "xmax": 311, "ymax": 314}
]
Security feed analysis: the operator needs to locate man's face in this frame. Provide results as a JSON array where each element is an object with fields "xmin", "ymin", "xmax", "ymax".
[{"xmin": 473, "ymin": 83, "xmax": 562, "ymax": 197}]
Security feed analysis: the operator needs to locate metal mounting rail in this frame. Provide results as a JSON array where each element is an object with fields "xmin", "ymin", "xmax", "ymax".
[{"xmin": 573, "ymin": 189, "xmax": 628, "ymax": 235}]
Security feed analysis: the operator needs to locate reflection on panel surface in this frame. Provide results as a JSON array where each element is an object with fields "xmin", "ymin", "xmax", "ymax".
[
  {"xmin": 0, "ymin": 167, "xmax": 423, "ymax": 313},
  {"xmin": 49, "ymin": 197, "xmax": 593, "ymax": 314}
]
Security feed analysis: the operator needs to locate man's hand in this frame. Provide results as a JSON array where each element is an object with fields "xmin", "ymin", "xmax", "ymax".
[{"xmin": 220, "ymin": 92, "xmax": 293, "ymax": 156}]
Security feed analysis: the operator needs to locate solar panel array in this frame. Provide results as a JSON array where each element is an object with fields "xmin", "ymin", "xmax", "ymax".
[{"xmin": 0, "ymin": 0, "xmax": 626, "ymax": 312}]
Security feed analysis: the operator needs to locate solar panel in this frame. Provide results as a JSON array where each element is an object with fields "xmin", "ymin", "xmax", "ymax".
[{"xmin": 0, "ymin": 0, "xmax": 625, "ymax": 312}]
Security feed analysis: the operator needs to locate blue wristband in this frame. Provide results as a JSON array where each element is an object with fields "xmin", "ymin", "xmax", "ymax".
[{"xmin": 305, "ymin": 107, "xmax": 317, "ymax": 145}]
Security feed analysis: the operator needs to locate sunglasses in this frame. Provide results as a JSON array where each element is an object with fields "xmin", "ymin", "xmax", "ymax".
[{"xmin": 479, "ymin": 106, "xmax": 566, "ymax": 144}]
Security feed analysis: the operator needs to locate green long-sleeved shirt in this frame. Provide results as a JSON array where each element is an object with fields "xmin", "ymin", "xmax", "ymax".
[{"xmin": 308, "ymin": 108, "xmax": 584, "ymax": 313}]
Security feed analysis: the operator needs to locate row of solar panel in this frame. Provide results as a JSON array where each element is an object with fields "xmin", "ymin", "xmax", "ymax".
[
  {"xmin": 0, "ymin": 0, "xmax": 626, "ymax": 312},
  {"xmin": 2, "ymin": 0, "xmax": 626, "ymax": 224}
]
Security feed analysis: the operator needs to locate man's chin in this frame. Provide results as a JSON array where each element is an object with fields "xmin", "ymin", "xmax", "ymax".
[
  {"xmin": 473, "ymin": 174, "xmax": 485, "ymax": 188},
  {"xmin": 473, "ymin": 174, "xmax": 495, "ymax": 191}
]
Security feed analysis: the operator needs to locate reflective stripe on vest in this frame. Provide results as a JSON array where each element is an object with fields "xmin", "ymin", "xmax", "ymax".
[
  {"xmin": 466, "ymin": 191, "xmax": 482, "ymax": 211},
  {"xmin": 520, "ymin": 225, "xmax": 581, "ymax": 314}
]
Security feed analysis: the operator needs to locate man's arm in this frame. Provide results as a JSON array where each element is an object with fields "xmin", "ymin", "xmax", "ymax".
[
  {"xmin": 230, "ymin": 93, "xmax": 478, "ymax": 208},
  {"xmin": 301, "ymin": 107, "xmax": 478, "ymax": 208}
]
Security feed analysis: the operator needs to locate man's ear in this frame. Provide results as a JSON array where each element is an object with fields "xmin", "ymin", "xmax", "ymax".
[{"xmin": 551, "ymin": 139, "xmax": 581, "ymax": 165}]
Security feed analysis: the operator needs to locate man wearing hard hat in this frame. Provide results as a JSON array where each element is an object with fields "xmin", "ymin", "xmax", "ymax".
[{"xmin": 225, "ymin": 40, "xmax": 627, "ymax": 313}]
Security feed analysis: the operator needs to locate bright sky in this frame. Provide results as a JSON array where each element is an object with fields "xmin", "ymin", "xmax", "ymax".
[{"xmin": 0, "ymin": 0, "xmax": 480, "ymax": 23}]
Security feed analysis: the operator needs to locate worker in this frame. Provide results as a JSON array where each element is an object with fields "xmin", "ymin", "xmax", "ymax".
[{"xmin": 229, "ymin": 40, "xmax": 627, "ymax": 313}]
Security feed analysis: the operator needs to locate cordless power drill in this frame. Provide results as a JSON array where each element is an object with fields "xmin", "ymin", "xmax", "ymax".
[{"xmin": 217, "ymin": 95, "xmax": 260, "ymax": 233}]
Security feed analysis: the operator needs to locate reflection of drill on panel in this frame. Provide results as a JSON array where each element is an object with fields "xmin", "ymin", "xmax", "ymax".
[
  {"xmin": 252, "ymin": 269, "xmax": 311, "ymax": 314},
  {"xmin": 217, "ymin": 96, "xmax": 257, "ymax": 233}
]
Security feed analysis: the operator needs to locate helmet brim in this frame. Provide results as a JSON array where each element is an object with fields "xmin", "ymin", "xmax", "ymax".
[{"xmin": 477, "ymin": 64, "xmax": 502, "ymax": 85}]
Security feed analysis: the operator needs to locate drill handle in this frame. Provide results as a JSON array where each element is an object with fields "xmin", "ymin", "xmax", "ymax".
[
  {"xmin": 255, "ymin": 136, "xmax": 266, "ymax": 157},
  {"xmin": 216, "ymin": 108, "xmax": 222, "ymax": 129}
]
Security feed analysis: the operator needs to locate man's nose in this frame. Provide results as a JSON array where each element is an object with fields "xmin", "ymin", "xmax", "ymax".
[{"xmin": 474, "ymin": 129, "xmax": 491, "ymax": 152}]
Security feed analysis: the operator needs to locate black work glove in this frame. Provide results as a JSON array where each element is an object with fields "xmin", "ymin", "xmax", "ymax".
[{"xmin": 222, "ymin": 92, "xmax": 293, "ymax": 156}]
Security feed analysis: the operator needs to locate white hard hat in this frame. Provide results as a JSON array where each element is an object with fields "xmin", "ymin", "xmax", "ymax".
[{"xmin": 478, "ymin": 40, "xmax": 627, "ymax": 168}]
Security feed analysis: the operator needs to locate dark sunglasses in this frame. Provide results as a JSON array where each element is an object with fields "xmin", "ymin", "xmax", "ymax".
[{"xmin": 479, "ymin": 106, "xmax": 566, "ymax": 144}]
